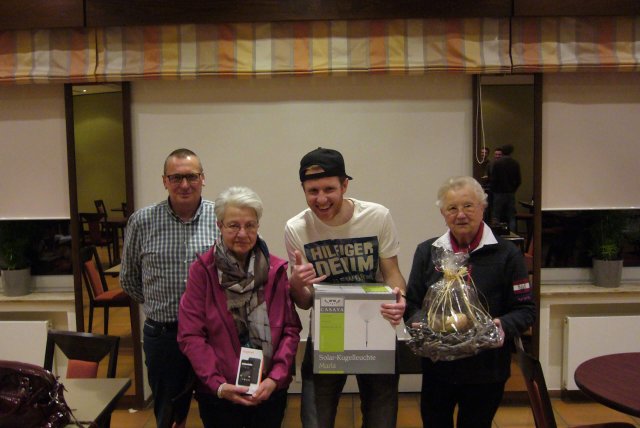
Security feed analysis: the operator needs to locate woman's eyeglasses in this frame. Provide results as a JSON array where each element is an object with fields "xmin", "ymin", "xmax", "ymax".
[
  {"xmin": 445, "ymin": 203, "xmax": 477, "ymax": 217},
  {"xmin": 222, "ymin": 222, "xmax": 259, "ymax": 234}
]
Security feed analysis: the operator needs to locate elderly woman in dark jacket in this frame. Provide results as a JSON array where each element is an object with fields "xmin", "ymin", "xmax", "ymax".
[
  {"xmin": 178, "ymin": 186, "xmax": 301, "ymax": 428},
  {"xmin": 404, "ymin": 176, "xmax": 535, "ymax": 428}
]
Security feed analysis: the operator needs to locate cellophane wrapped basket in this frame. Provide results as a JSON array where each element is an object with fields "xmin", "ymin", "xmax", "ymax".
[{"xmin": 406, "ymin": 247, "xmax": 502, "ymax": 362}]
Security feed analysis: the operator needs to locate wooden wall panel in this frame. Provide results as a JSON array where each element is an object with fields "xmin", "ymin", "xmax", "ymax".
[
  {"xmin": 514, "ymin": 0, "xmax": 640, "ymax": 16},
  {"xmin": 0, "ymin": 0, "xmax": 83, "ymax": 30},
  {"xmin": 85, "ymin": 0, "xmax": 511, "ymax": 27},
  {"xmin": 3, "ymin": 0, "xmax": 638, "ymax": 31}
]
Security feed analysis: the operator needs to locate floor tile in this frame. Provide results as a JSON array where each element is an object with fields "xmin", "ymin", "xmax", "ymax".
[
  {"xmin": 552, "ymin": 399, "xmax": 638, "ymax": 427},
  {"xmin": 493, "ymin": 404, "xmax": 539, "ymax": 428}
]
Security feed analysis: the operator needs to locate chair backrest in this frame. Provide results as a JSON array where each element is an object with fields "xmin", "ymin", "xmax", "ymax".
[
  {"xmin": 121, "ymin": 201, "xmax": 130, "ymax": 217},
  {"xmin": 514, "ymin": 336, "xmax": 558, "ymax": 428},
  {"xmin": 94, "ymin": 199, "xmax": 108, "ymax": 220},
  {"xmin": 79, "ymin": 212, "xmax": 109, "ymax": 243},
  {"xmin": 80, "ymin": 245, "xmax": 108, "ymax": 298},
  {"xmin": 43, "ymin": 329, "xmax": 120, "ymax": 378},
  {"xmin": 524, "ymin": 236, "xmax": 534, "ymax": 274}
]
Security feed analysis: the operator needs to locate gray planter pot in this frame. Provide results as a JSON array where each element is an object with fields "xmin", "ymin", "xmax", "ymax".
[
  {"xmin": 592, "ymin": 258, "xmax": 623, "ymax": 288},
  {"xmin": 0, "ymin": 268, "xmax": 32, "ymax": 296}
]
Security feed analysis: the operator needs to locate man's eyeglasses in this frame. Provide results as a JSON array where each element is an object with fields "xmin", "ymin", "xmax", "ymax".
[
  {"xmin": 444, "ymin": 203, "xmax": 477, "ymax": 217},
  {"xmin": 222, "ymin": 222, "xmax": 259, "ymax": 234},
  {"xmin": 165, "ymin": 173, "xmax": 202, "ymax": 185}
]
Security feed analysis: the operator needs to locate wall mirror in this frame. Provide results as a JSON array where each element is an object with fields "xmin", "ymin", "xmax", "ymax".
[
  {"xmin": 64, "ymin": 82, "xmax": 142, "ymax": 406},
  {"xmin": 473, "ymin": 73, "xmax": 542, "ymax": 356}
]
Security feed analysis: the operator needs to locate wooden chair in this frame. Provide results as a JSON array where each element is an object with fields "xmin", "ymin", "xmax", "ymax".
[
  {"xmin": 94, "ymin": 199, "xmax": 108, "ymax": 219},
  {"xmin": 80, "ymin": 245, "xmax": 131, "ymax": 335},
  {"xmin": 96, "ymin": 199, "xmax": 124, "ymax": 252},
  {"xmin": 514, "ymin": 337, "xmax": 634, "ymax": 428},
  {"xmin": 524, "ymin": 236, "xmax": 534, "ymax": 274},
  {"xmin": 44, "ymin": 329, "xmax": 120, "ymax": 378},
  {"xmin": 120, "ymin": 201, "xmax": 130, "ymax": 218},
  {"xmin": 79, "ymin": 212, "xmax": 115, "ymax": 267},
  {"xmin": 44, "ymin": 329, "xmax": 121, "ymax": 427}
]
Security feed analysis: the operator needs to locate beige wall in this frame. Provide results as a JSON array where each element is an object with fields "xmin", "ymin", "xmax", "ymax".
[{"xmin": 131, "ymin": 74, "xmax": 474, "ymax": 281}]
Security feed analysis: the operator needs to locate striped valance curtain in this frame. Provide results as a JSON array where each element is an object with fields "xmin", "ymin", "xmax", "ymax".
[
  {"xmin": 512, "ymin": 16, "xmax": 640, "ymax": 72},
  {"xmin": 94, "ymin": 19, "xmax": 510, "ymax": 79},
  {"xmin": 1, "ymin": 18, "xmax": 509, "ymax": 83},
  {"xmin": 2, "ymin": 16, "xmax": 640, "ymax": 83},
  {"xmin": 0, "ymin": 28, "xmax": 97, "ymax": 83}
]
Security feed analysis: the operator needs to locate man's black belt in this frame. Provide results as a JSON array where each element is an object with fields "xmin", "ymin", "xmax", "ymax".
[{"xmin": 145, "ymin": 318, "xmax": 178, "ymax": 330}]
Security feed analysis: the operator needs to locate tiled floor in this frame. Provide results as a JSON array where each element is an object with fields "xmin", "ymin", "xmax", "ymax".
[
  {"xmin": 108, "ymin": 392, "xmax": 640, "ymax": 428},
  {"xmin": 90, "ymin": 304, "xmax": 640, "ymax": 428},
  {"xmin": 90, "ymin": 250, "xmax": 639, "ymax": 428}
]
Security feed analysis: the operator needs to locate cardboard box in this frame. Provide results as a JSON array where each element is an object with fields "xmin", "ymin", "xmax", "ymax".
[{"xmin": 312, "ymin": 283, "xmax": 397, "ymax": 374}]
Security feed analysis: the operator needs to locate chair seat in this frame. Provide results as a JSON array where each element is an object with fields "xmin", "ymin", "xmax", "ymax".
[
  {"xmin": 66, "ymin": 359, "xmax": 99, "ymax": 378},
  {"xmin": 95, "ymin": 289, "xmax": 130, "ymax": 303}
]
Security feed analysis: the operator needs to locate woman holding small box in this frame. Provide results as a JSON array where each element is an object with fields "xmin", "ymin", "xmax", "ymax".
[{"xmin": 178, "ymin": 186, "xmax": 301, "ymax": 428}]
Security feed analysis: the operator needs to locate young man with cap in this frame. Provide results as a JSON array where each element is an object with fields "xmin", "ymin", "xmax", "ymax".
[{"xmin": 285, "ymin": 147, "xmax": 406, "ymax": 428}]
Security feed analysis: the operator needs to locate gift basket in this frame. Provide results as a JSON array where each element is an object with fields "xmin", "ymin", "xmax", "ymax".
[{"xmin": 406, "ymin": 247, "xmax": 503, "ymax": 362}]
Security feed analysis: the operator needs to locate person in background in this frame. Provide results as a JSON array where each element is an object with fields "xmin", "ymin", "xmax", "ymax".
[
  {"xmin": 404, "ymin": 176, "xmax": 535, "ymax": 428},
  {"xmin": 178, "ymin": 186, "xmax": 301, "ymax": 428},
  {"xmin": 285, "ymin": 147, "xmax": 406, "ymax": 428},
  {"xmin": 490, "ymin": 144, "xmax": 521, "ymax": 232},
  {"xmin": 493, "ymin": 146, "xmax": 504, "ymax": 162},
  {"xmin": 120, "ymin": 148, "xmax": 219, "ymax": 428},
  {"xmin": 479, "ymin": 146, "xmax": 491, "ymax": 186},
  {"xmin": 479, "ymin": 145, "xmax": 492, "ymax": 223}
]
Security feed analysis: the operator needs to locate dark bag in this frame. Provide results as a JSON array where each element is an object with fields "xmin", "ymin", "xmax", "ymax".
[{"xmin": 0, "ymin": 360, "xmax": 72, "ymax": 428}]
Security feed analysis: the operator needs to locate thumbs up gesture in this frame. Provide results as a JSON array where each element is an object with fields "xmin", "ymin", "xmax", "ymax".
[
  {"xmin": 291, "ymin": 250, "xmax": 327, "ymax": 288},
  {"xmin": 289, "ymin": 250, "xmax": 327, "ymax": 309}
]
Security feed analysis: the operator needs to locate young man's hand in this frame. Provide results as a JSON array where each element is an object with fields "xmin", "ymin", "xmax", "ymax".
[
  {"xmin": 380, "ymin": 287, "xmax": 406, "ymax": 326},
  {"xmin": 289, "ymin": 250, "xmax": 327, "ymax": 309}
]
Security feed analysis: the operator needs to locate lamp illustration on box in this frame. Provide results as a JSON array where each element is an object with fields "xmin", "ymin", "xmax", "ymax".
[{"xmin": 358, "ymin": 302, "xmax": 380, "ymax": 348}]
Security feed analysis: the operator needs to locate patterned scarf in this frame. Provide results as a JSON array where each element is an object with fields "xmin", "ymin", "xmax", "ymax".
[{"xmin": 215, "ymin": 236, "xmax": 273, "ymax": 368}]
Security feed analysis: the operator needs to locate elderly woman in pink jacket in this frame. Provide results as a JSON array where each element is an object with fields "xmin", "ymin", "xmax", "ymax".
[{"xmin": 178, "ymin": 186, "xmax": 301, "ymax": 428}]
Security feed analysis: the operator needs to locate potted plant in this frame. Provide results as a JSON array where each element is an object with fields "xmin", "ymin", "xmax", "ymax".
[
  {"xmin": 0, "ymin": 220, "xmax": 36, "ymax": 296},
  {"xmin": 589, "ymin": 211, "xmax": 625, "ymax": 288}
]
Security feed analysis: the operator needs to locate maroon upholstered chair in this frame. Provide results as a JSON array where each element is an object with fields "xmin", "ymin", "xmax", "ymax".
[
  {"xmin": 80, "ymin": 245, "xmax": 131, "ymax": 335},
  {"xmin": 44, "ymin": 329, "xmax": 121, "ymax": 427},
  {"xmin": 514, "ymin": 337, "xmax": 634, "ymax": 428},
  {"xmin": 79, "ymin": 212, "xmax": 115, "ymax": 267}
]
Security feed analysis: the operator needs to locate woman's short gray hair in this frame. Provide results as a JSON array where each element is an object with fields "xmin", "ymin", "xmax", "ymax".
[
  {"xmin": 214, "ymin": 186, "xmax": 263, "ymax": 222},
  {"xmin": 435, "ymin": 176, "xmax": 488, "ymax": 208}
]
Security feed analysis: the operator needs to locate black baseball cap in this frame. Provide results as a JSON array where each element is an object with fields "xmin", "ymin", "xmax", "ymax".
[{"xmin": 299, "ymin": 147, "xmax": 353, "ymax": 182}]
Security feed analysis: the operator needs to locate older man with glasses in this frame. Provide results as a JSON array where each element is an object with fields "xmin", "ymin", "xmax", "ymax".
[{"xmin": 121, "ymin": 148, "xmax": 220, "ymax": 428}]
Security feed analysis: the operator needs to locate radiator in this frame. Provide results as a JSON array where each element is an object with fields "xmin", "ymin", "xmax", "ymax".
[
  {"xmin": 562, "ymin": 315, "xmax": 640, "ymax": 390},
  {"xmin": 0, "ymin": 320, "xmax": 50, "ymax": 366}
]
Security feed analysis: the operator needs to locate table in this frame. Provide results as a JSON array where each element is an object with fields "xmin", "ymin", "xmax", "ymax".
[
  {"xmin": 104, "ymin": 263, "xmax": 121, "ymax": 277},
  {"xmin": 105, "ymin": 217, "xmax": 127, "ymax": 264},
  {"xmin": 63, "ymin": 377, "xmax": 131, "ymax": 427},
  {"xmin": 574, "ymin": 352, "xmax": 640, "ymax": 417}
]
